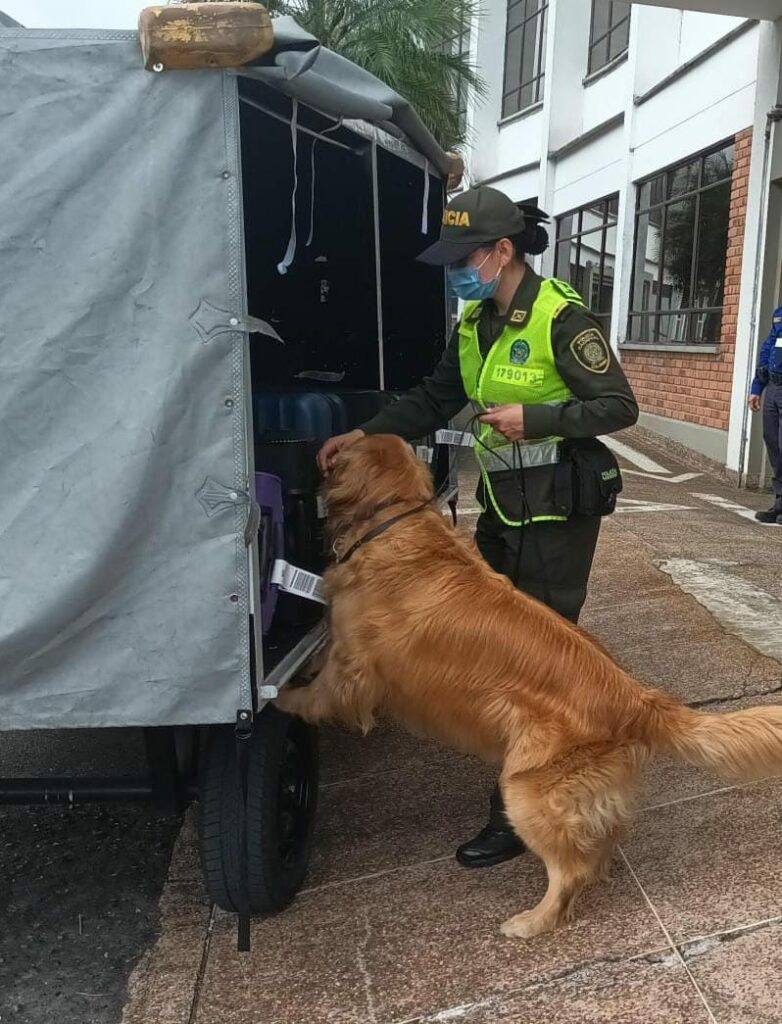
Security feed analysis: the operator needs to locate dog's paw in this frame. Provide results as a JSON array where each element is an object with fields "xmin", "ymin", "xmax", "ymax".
[
  {"xmin": 500, "ymin": 911, "xmax": 553, "ymax": 939},
  {"xmin": 273, "ymin": 688, "xmax": 302, "ymax": 714}
]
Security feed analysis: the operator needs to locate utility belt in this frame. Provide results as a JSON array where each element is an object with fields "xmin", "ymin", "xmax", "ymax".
[
  {"xmin": 770, "ymin": 371, "xmax": 782, "ymax": 386},
  {"xmin": 483, "ymin": 437, "xmax": 622, "ymax": 522}
]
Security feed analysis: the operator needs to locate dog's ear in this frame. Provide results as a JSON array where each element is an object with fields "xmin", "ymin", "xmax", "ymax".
[
  {"xmin": 326, "ymin": 434, "xmax": 434, "ymax": 526},
  {"xmin": 325, "ymin": 445, "xmax": 377, "ymax": 525}
]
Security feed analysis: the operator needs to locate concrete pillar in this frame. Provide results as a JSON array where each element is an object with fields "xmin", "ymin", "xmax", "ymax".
[
  {"xmin": 610, "ymin": 7, "xmax": 644, "ymax": 356},
  {"xmin": 725, "ymin": 19, "xmax": 782, "ymax": 487}
]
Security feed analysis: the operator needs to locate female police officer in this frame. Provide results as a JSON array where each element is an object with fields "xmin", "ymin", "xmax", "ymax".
[{"xmin": 318, "ymin": 186, "xmax": 639, "ymax": 869}]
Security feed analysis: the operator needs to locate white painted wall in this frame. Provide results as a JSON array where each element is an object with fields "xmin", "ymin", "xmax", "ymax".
[
  {"xmin": 551, "ymin": 125, "xmax": 626, "ymax": 215},
  {"xmin": 726, "ymin": 19, "xmax": 782, "ymax": 481},
  {"xmin": 495, "ymin": 109, "xmax": 546, "ymax": 179},
  {"xmin": 679, "ymin": 10, "xmax": 745, "ymax": 61},
  {"xmin": 582, "ymin": 61, "xmax": 628, "ymax": 133},
  {"xmin": 632, "ymin": 26, "xmax": 758, "ymax": 180}
]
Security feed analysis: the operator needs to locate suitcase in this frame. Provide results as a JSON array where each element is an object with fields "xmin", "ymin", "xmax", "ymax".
[
  {"xmin": 273, "ymin": 489, "xmax": 324, "ymax": 629},
  {"xmin": 254, "ymin": 472, "xmax": 285, "ymax": 635},
  {"xmin": 255, "ymin": 432, "xmax": 319, "ymax": 495},
  {"xmin": 253, "ymin": 391, "xmax": 347, "ymax": 446},
  {"xmin": 253, "ymin": 393, "xmax": 340, "ymax": 630},
  {"xmin": 335, "ymin": 389, "xmax": 396, "ymax": 431},
  {"xmin": 283, "ymin": 384, "xmax": 395, "ymax": 434}
]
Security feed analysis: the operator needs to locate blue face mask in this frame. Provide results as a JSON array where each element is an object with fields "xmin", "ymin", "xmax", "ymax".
[{"xmin": 446, "ymin": 250, "xmax": 500, "ymax": 301}]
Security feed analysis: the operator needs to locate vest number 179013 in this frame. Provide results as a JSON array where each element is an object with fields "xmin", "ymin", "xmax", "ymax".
[{"xmin": 491, "ymin": 365, "xmax": 545, "ymax": 387}]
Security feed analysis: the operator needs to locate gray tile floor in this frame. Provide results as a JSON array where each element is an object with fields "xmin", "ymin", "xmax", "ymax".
[{"xmin": 124, "ymin": 429, "xmax": 782, "ymax": 1024}]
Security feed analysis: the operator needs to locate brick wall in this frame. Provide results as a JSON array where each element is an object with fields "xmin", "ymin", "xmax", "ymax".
[{"xmin": 621, "ymin": 127, "xmax": 752, "ymax": 433}]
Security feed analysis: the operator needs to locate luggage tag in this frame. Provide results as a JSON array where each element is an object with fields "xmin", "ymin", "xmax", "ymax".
[
  {"xmin": 271, "ymin": 559, "xmax": 327, "ymax": 604},
  {"xmin": 435, "ymin": 429, "xmax": 476, "ymax": 449}
]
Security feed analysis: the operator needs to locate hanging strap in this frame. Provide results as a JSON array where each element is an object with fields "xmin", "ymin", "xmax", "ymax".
[
  {"xmin": 306, "ymin": 117, "xmax": 343, "ymax": 248},
  {"xmin": 277, "ymin": 99, "xmax": 299, "ymax": 275},
  {"xmin": 421, "ymin": 159, "xmax": 430, "ymax": 234}
]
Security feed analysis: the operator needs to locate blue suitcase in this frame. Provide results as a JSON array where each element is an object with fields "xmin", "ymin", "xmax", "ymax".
[{"xmin": 253, "ymin": 391, "xmax": 347, "ymax": 446}]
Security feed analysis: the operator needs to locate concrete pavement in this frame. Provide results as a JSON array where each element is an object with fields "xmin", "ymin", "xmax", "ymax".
[
  {"xmin": 0, "ymin": 729, "xmax": 182, "ymax": 1024},
  {"xmin": 120, "ymin": 427, "xmax": 782, "ymax": 1024},
  {"xmin": 12, "ymin": 425, "xmax": 782, "ymax": 1023}
]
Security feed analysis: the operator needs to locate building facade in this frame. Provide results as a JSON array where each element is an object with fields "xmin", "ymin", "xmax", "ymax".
[{"xmin": 461, "ymin": 0, "xmax": 782, "ymax": 487}]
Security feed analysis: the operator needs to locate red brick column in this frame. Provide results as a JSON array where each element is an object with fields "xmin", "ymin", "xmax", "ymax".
[{"xmin": 621, "ymin": 127, "xmax": 752, "ymax": 433}]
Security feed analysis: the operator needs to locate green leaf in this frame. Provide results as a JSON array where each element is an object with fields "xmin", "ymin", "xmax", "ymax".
[{"xmin": 266, "ymin": 0, "xmax": 485, "ymax": 149}]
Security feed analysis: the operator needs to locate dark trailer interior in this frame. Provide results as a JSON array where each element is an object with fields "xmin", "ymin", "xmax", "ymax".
[{"xmin": 239, "ymin": 77, "xmax": 455, "ymax": 676}]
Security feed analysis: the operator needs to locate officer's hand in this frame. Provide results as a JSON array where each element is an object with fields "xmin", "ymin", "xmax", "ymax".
[
  {"xmin": 748, "ymin": 394, "xmax": 761, "ymax": 413},
  {"xmin": 479, "ymin": 404, "xmax": 525, "ymax": 441},
  {"xmin": 317, "ymin": 429, "xmax": 365, "ymax": 475}
]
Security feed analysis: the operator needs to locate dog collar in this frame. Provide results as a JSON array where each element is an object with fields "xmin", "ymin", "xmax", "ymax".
[{"xmin": 334, "ymin": 500, "xmax": 432, "ymax": 565}]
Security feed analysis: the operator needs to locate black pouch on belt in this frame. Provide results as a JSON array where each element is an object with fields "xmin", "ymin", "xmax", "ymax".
[{"xmin": 562, "ymin": 438, "xmax": 622, "ymax": 516}]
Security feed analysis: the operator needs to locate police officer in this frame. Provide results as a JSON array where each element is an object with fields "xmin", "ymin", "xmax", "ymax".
[
  {"xmin": 749, "ymin": 306, "xmax": 782, "ymax": 523},
  {"xmin": 318, "ymin": 186, "xmax": 639, "ymax": 868}
]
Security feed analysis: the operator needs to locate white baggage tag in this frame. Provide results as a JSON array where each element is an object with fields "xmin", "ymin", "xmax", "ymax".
[
  {"xmin": 435, "ymin": 429, "xmax": 476, "ymax": 448},
  {"xmin": 271, "ymin": 560, "xmax": 327, "ymax": 604}
]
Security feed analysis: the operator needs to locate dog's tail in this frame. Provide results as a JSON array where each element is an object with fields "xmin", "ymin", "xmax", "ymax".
[{"xmin": 637, "ymin": 690, "xmax": 782, "ymax": 782}]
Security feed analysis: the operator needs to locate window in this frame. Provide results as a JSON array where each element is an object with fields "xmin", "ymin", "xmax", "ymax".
[
  {"xmin": 627, "ymin": 141, "xmax": 734, "ymax": 347},
  {"xmin": 588, "ymin": 1, "xmax": 631, "ymax": 76},
  {"xmin": 554, "ymin": 195, "xmax": 619, "ymax": 337},
  {"xmin": 502, "ymin": 0, "xmax": 548, "ymax": 119}
]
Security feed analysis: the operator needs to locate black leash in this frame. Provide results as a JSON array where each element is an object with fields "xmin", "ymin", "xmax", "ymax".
[
  {"xmin": 466, "ymin": 412, "xmax": 553, "ymax": 606},
  {"xmin": 335, "ymin": 500, "xmax": 432, "ymax": 564}
]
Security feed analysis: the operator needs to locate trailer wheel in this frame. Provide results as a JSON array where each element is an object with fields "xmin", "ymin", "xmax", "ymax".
[{"xmin": 198, "ymin": 707, "xmax": 319, "ymax": 915}]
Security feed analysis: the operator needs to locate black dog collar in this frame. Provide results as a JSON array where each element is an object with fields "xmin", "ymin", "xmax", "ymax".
[{"xmin": 335, "ymin": 500, "xmax": 432, "ymax": 565}]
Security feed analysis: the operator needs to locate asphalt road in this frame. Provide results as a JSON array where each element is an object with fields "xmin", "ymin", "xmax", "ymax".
[{"xmin": 0, "ymin": 729, "xmax": 182, "ymax": 1024}]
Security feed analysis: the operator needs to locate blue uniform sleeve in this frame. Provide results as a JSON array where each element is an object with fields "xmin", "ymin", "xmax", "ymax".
[{"xmin": 751, "ymin": 317, "xmax": 778, "ymax": 395}]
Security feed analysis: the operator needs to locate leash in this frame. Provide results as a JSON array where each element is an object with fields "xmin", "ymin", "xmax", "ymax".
[
  {"xmin": 466, "ymin": 412, "xmax": 553, "ymax": 606},
  {"xmin": 335, "ymin": 500, "xmax": 432, "ymax": 565}
]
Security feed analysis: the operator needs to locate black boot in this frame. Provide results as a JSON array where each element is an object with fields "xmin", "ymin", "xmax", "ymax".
[
  {"xmin": 455, "ymin": 825, "xmax": 526, "ymax": 869},
  {"xmin": 755, "ymin": 497, "xmax": 782, "ymax": 523}
]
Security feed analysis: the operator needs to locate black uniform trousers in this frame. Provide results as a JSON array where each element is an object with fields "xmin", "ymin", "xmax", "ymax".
[
  {"xmin": 474, "ymin": 508, "xmax": 602, "ymax": 830},
  {"xmin": 762, "ymin": 380, "xmax": 782, "ymax": 498}
]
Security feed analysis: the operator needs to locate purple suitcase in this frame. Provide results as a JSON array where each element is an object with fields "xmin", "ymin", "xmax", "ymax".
[{"xmin": 255, "ymin": 472, "xmax": 285, "ymax": 635}]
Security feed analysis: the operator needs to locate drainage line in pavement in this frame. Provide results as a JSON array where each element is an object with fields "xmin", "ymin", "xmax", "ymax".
[
  {"xmin": 687, "ymin": 680, "xmax": 782, "ymax": 710},
  {"xmin": 187, "ymin": 904, "xmax": 217, "ymax": 1024}
]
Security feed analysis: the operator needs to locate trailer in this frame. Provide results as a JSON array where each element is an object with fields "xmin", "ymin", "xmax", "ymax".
[{"xmin": 0, "ymin": 7, "xmax": 458, "ymax": 932}]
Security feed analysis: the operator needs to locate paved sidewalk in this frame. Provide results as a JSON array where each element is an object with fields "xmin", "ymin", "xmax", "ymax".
[{"xmin": 123, "ymin": 428, "xmax": 782, "ymax": 1024}]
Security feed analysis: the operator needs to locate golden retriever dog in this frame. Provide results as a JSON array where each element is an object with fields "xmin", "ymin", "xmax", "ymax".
[{"xmin": 276, "ymin": 434, "xmax": 782, "ymax": 939}]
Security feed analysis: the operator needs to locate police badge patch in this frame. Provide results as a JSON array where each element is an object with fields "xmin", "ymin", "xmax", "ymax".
[
  {"xmin": 570, "ymin": 329, "xmax": 610, "ymax": 374},
  {"xmin": 509, "ymin": 339, "xmax": 530, "ymax": 365}
]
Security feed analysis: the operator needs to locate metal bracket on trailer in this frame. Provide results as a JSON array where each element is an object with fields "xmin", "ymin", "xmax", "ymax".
[{"xmin": 258, "ymin": 619, "xmax": 328, "ymax": 700}]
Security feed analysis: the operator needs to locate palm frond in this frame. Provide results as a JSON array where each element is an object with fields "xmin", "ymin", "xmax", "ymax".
[{"xmin": 266, "ymin": 0, "xmax": 485, "ymax": 149}]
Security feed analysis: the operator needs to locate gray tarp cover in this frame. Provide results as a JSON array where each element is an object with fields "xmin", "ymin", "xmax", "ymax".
[
  {"xmin": 0, "ymin": 23, "xmax": 444, "ymax": 731},
  {"xmin": 0, "ymin": 32, "xmax": 251, "ymax": 729},
  {"xmin": 242, "ymin": 17, "xmax": 450, "ymax": 176}
]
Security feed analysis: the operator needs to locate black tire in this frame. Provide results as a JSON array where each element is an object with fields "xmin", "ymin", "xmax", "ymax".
[{"xmin": 198, "ymin": 707, "xmax": 319, "ymax": 915}]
